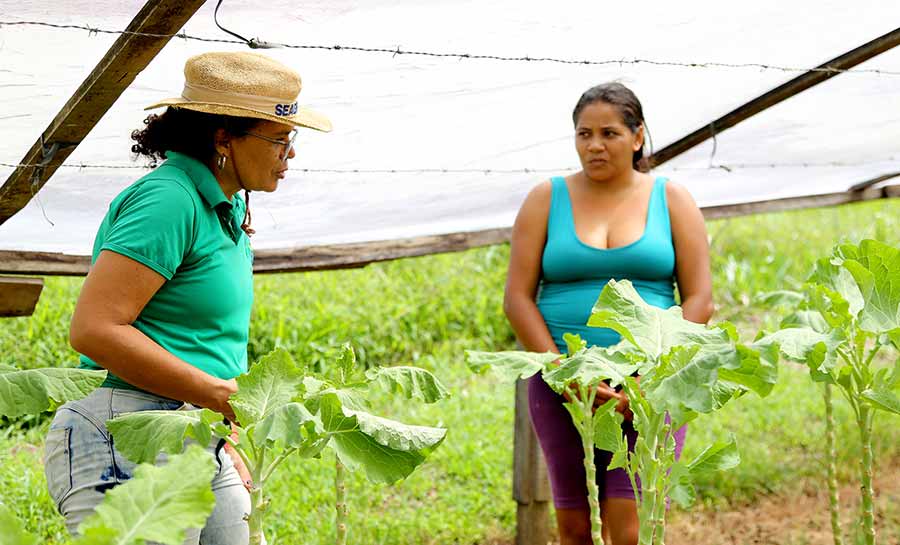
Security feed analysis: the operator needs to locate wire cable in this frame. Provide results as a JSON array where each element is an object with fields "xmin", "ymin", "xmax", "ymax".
[{"xmin": 1, "ymin": 20, "xmax": 897, "ymax": 75}]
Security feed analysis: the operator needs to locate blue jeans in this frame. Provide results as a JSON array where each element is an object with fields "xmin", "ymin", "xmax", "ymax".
[{"xmin": 43, "ymin": 387, "xmax": 260, "ymax": 545}]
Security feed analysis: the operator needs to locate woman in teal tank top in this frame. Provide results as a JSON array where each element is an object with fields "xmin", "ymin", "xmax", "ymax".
[{"xmin": 504, "ymin": 83, "xmax": 713, "ymax": 545}]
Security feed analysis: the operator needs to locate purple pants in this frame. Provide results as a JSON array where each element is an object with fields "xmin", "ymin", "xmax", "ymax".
[{"xmin": 528, "ymin": 374, "xmax": 687, "ymax": 510}]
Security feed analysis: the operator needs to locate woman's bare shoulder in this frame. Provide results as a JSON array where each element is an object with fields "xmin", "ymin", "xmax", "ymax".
[
  {"xmin": 663, "ymin": 179, "xmax": 700, "ymax": 210},
  {"xmin": 519, "ymin": 178, "xmax": 554, "ymax": 211}
]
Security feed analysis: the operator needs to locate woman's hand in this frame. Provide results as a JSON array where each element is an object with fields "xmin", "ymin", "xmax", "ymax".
[
  {"xmin": 563, "ymin": 382, "xmax": 634, "ymax": 421},
  {"xmin": 205, "ymin": 378, "xmax": 238, "ymax": 423}
]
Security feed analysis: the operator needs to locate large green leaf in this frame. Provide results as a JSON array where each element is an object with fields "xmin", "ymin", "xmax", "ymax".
[
  {"xmin": 687, "ymin": 435, "xmax": 740, "ymax": 475},
  {"xmin": 861, "ymin": 388, "xmax": 900, "ymax": 416},
  {"xmin": 106, "ymin": 408, "xmax": 220, "ymax": 465},
  {"xmin": 466, "ymin": 350, "xmax": 558, "ymax": 381},
  {"xmin": 365, "ymin": 366, "xmax": 451, "ymax": 404},
  {"xmin": 779, "ymin": 310, "xmax": 830, "ymax": 333},
  {"xmin": 666, "ymin": 436, "xmax": 740, "ymax": 510},
  {"xmin": 838, "ymin": 240, "xmax": 900, "ymax": 337},
  {"xmin": 808, "ymin": 254, "xmax": 865, "ymax": 320},
  {"xmin": 542, "ymin": 347, "xmax": 639, "ymax": 393},
  {"xmin": 667, "ymin": 462, "xmax": 696, "ymax": 509},
  {"xmin": 592, "ymin": 398, "xmax": 625, "ymax": 454},
  {"xmin": 317, "ymin": 393, "xmax": 446, "ymax": 484},
  {"xmin": 754, "ymin": 327, "xmax": 843, "ymax": 381},
  {"xmin": 587, "ymin": 280, "xmax": 728, "ymax": 359},
  {"xmin": 0, "ymin": 503, "xmax": 39, "ymax": 545},
  {"xmin": 643, "ymin": 345, "xmax": 715, "ymax": 425},
  {"xmin": 230, "ymin": 349, "xmax": 305, "ymax": 427},
  {"xmin": 563, "ymin": 333, "xmax": 587, "ymax": 357},
  {"xmin": 76, "ymin": 444, "xmax": 216, "ymax": 545},
  {"xmin": 252, "ymin": 402, "xmax": 322, "ymax": 449},
  {"xmin": 705, "ymin": 342, "xmax": 778, "ymax": 397},
  {"xmin": 349, "ymin": 410, "xmax": 446, "ymax": 453},
  {"xmin": 804, "ymin": 284, "xmax": 855, "ymax": 332},
  {"xmin": 0, "ymin": 366, "xmax": 107, "ymax": 418}
]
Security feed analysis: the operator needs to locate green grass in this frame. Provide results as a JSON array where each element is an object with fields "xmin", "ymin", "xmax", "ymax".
[{"xmin": 1, "ymin": 198, "xmax": 899, "ymax": 543}]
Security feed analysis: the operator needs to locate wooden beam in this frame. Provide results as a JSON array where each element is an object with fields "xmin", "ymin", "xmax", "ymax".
[
  {"xmin": 0, "ymin": 0, "xmax": 207, "ymax": 225},
  {"xmin": 1, "ymin": 186, "xmax": 898, "ymax": 277},
  {"xmin": 701, "ymin": 185, "xmax": 890, "ymax": 220},
  {"xmin": 252, "ymin": 227, "xmax": 511, "ymax": 273},
  {"xmin": 0, "ymin": 276, "xmax": 43, "ymax": 317},
  {"xmin": 648, "ymin": 26, "xmax": 900, "ymax": 167},
  {"xmin": 0, "ymin": 227, "xmax": 512, "ymax": 276}
]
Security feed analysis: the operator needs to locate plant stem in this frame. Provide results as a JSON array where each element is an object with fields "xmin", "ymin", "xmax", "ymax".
[
  {"xmin": 856, "ymin": 405, "xmax": 876, "ymax": 545},
  {"xmin": 223, "ymin": 436, "xmax": 254, "ymax": 470},
  {"xmin": 862, "ymin": 343, "xmax": 882, "ymax": 369},
  {"xmin": 579, "ymin": 385, "xmax": 604, "ymax": 545},
  {"xmin": 335, "ymin": 457, "xmax": 348, "ymax": 545},
  {"xmin": 824, "ymin": 384, "xmax": 845, "ymax": 545},
  {"xmin": 247, "ymin": 464, "xmax": 267, "ymax": 545},
  {"xmin": 224, "ymin": 434, "xmax": 267, "ymax": 544},
  {"xmin": 651, "ymin": 422, "xmax": 671, "ymax": 545},
  {"xmin": 636, "ymin": 415, "xmax": 663, "ymax": 545},
  {"xmin": 262, "ymin": 448, "xmax": 297, "ymax": 482}
]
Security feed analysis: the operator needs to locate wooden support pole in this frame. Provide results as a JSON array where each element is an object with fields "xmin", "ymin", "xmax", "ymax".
[
  {"xmin": 0, "ymin": 0, "xmax": 207, "ymax": 225},
  {"xmin": 0, "ymin": 276, "xmax": 43, "ymax": 317},
  {"xmin": 648, "ymin": 26, "xmax": 900, "ymax": 167},
  {"xmin": 513, "ymin": 378, "xmax": 551, "ymax": 545}
]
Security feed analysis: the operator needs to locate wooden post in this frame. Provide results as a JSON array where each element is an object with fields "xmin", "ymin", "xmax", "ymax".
[
  {"xmin": 648, "ymin": 26, "xmax": 900, "ymax": 167},
  {"xmin": 0, "ymin": 276, "xmax": 43, "ymax": 317},
  {"xmin": 513, "ymin": 378, "xmax": 551, "ymax": 545},
  {"xmin": 0, "ymin": 0, "xmax": 208, "ymax": 225}
]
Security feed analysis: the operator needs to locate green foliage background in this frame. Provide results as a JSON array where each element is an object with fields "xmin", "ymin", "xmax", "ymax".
[{"xmin": 1, "ymin": 199, "xmax": 899, "ymax": 544}]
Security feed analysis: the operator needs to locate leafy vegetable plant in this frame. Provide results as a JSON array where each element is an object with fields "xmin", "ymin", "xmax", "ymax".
[
  {"xmin": 107, "ymin": 346, "xmax": 450, "ymax": 545},
  {"xmin": 756, "ymin": 239, "xmax": 900, "ymax": 545},
  {"xmin": 0, "ymin": 366, "xmax": 219, "ymax": 545},
  {"xmin": 468, "ymin": 279, "xmax": 777, "ymax": 545}
]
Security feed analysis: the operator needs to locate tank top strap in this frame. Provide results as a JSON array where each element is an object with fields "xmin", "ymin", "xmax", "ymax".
[
  {"xmin": 547, "ymin": 176, "xmax": 571, "ymax": 237},
  {"xmin": 648, "ymin": 176, "xmax": 672, "ymax": 240}
]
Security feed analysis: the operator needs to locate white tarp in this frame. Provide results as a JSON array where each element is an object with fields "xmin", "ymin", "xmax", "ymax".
[{"xmin": 1, "ymin": 0, "xmax": 898, "ymax": 253}]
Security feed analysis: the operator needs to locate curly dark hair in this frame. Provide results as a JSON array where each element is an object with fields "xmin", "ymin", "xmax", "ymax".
[
  {"xmin": 131, "ymin": 107, "xmax": 262, "ymax": 235},
  {"xmin": 572, "ymin": 82, "xmax": 652, "ymax": 173},
  {"xmin": 131, "ymin": 107, "xmax": 261, "ymax": 167}
]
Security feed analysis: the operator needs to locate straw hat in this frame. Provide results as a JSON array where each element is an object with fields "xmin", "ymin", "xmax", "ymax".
[{"xmin": 146, "ymin": 51, "xmax": 331, "ymax": 132}]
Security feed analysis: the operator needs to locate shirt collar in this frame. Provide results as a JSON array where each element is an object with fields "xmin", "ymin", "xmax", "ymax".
[{"xmin": 163, "ymin": 151, "xmax": 232, "ymax": 210}]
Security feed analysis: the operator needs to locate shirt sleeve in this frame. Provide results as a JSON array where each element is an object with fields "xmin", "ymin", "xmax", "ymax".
[{"xmin": 100, "ymin": 179, "xmax": 196, "ymax": 280}]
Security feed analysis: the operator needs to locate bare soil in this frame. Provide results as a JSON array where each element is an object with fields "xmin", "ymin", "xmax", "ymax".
[
  {"xmin": 666, "ymin": 464, "xmax": 900, "ymax": 545},
  {"xmin": 493, "ymin": 463, "xmax": 900, "ymax": 545}
]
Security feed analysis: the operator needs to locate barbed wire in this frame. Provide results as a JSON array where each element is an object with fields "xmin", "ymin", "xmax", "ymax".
[
  {"xmin": 2, "ymin": 159, "xmax": 898, "ymax": 174},
  {"xmin": 1, "ymin": 19, "xmax": 898, "ymax": 76}
]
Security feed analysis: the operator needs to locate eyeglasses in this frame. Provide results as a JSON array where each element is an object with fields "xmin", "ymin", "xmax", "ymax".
[{"xmin": 243, "ymin": 129, "xmax": 299, "ymax": 157}]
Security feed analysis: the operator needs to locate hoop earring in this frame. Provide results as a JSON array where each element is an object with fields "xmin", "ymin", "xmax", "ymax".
[{"xmin": 217, "ymin": 155, "xmax": 227, "ymax": 170}]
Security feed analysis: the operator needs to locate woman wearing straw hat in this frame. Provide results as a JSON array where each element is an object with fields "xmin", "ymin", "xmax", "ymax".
[{"xmin": 42, "ymin": 51, "xmax": 330, "ymax": 545}]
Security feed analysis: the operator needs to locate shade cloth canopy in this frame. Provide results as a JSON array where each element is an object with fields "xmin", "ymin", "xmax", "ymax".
[{"xmin": 1, "ymin": 0, "xmax": 898, "ymax": 254}]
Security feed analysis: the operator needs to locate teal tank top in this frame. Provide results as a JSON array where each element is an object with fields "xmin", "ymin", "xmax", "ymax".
[{"xmin": 536, "ymin": 176, "xmax": 676, "ymax": 353}]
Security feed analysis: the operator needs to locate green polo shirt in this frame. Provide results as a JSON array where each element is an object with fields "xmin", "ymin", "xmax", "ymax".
[{"xmin": 79, "ymin": 151, "xmax": 254, "ymax": 391}]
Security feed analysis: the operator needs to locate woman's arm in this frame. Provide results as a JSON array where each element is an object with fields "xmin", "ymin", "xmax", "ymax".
[
  {"xmin": 503, "ymin": 181, "xmax": 560, "ymax": 354},
  {"xmin": 70, "ymin": 250, "xmax": 237, "ymax": 421},
  {"xmin": 667, "ymin": 182, "xmax": 714, "ymax": 325}
]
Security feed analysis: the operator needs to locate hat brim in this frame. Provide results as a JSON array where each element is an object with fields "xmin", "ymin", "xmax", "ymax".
[{"xmin": 145, "ymin": 99, "xmax": 332, "ymax": 132}]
